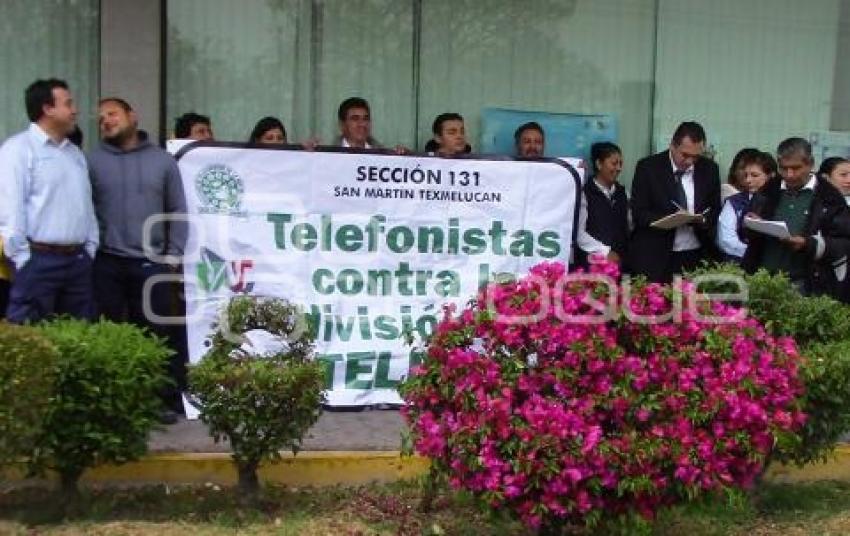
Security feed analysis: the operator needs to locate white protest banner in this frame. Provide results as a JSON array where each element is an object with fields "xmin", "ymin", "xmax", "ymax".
[{"xmin": 177, "ymin": 145, "xmax": 581, "ymax": 406}]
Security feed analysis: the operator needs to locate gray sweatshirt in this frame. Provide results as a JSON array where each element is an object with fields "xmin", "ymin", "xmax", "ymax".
[{"xmin": 87, "ymin": 131, "xmax": 187, "ymax": 259}]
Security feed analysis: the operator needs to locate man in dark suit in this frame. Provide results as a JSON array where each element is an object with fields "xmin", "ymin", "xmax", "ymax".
[{"xmin": 628, "ymin": 121, "xmax": 721, "ymax": 282}]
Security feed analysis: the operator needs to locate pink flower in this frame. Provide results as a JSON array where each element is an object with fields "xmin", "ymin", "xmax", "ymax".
[{"xmin": 400, "ymin": 259, "xmax": 806, "ymax": 530}]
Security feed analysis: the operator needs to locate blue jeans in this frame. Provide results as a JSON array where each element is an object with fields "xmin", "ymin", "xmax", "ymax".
[{"xmin": 6, "ymin": 249, "xmax": 95, "ymax": 323}]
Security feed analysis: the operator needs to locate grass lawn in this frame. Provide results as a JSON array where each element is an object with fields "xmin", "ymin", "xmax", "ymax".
[{"xmin": 1, "ymin": 479, "xmax": 850, "ymax": 535}]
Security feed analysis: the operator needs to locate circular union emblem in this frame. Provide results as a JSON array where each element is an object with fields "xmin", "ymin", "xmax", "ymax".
[{"xmin": 195, "ymin": 164, "xmax": 244, "ymax": 213}]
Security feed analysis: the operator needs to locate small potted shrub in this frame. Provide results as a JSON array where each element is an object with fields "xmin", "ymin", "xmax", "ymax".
[{"xmin": 188, "ymin": 296, "xmax": 325, "ymax": 498}]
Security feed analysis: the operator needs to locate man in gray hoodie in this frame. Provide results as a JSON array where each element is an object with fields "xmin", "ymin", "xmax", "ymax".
[{"xmin": 88, "ymin": 97, "xmax": 188, "ymax": 420}]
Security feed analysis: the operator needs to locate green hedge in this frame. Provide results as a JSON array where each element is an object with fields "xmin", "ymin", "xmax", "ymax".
[
  {"xmin": 34, "ymin": 319, "xmax": 172, "ymax": 494},
  {"xmin": 0, "ymin": 323, "xmax": 58, "ymax": 468}
]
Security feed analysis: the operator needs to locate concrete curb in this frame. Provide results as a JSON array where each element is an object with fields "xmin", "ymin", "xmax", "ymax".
[
  {"xmin": 767, "ymin": 444, "xmax": 850, "ymax": 483},
  {"xmin": 2, "ymin": 446, "xmax": 849, "ymax": 488},
  {"xmin": 2, "ymin": 451, "xmax": 429, "ymax": 488}
]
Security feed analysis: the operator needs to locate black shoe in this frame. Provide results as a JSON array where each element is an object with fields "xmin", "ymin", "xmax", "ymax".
[{"xmin": 159, "ymin": 409, "xmax": 180, "ymax": 425}]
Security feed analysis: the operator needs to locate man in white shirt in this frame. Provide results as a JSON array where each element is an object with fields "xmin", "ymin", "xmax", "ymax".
[
  {"xmin": 335, "ymin": 97, "xmax": 409, "ymax": 154},
  {"xmin": 337, "ymin": 97, "xmax": 374, "ymax": 149},
  {"xmin": 0, "ymin": 78, "xmax": 99, "ymax": 322}
]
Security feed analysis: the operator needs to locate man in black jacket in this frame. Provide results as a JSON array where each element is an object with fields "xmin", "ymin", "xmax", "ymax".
[
  {"xmin": 628, "ymin": 122, "xmax": 721, "ymax": 282},
  {"xmin": 743, "ymin": 137, "xmax": 850, "ymax": 298}
]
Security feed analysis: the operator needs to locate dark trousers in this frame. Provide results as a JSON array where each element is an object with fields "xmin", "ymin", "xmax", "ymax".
[
  {"xmin": 6, "ymin": 250, "xmax": 94, "ymax": 323},
  {"xmin": 0, "ymin": 279, "xmax": 9, "ymax": 320},
  {"xmin": 667, "ymin": 248, "xmax": 706, "ymax": 280},
  {"xmin": 94, "ymin": 252, "xmax": 188, "ymax": 413}
]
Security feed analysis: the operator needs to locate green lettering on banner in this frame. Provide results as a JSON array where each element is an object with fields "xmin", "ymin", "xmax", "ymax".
[
  {"xmin": 291, "ymin": 222, "xmax": 317, "ymax": 251},
  {"xmin": 267, "ymin": 213, "xmax": 292, "ymax": 249},
  {"xmin": 409, "ymin": 348, "xmax": 425, "ymax": 369},
  {"xmin": 387, "ymin": 226, "xmax": 415, "ymax": 253},
  {"xmin": 374, "ymin": 351, "xmax": 399, "ymax": 389},
  {"xmin": 488, "ymin": 220, "xmax": 507, "ymax": 255},
  {"xmin": 509, "ymin": 229, "xmax": 535, "ymax": 257},
  {"xmin": 336, "ymin": 224, "xmax": 364, "ymax": 252},
  {"xmin": 345, "ymin": 352, "xmax": 376, "ymax": 390},
  {"xmin": 537, "ymin": 231, "xmax": 562, "ymax": 257},
  {"xmin": 478, "ymin": 262, "xmax": 490, "ymax": 289},
  {"xmin": 434, "ymin": 270, "xmax": 460, "ymax": 297},
  {"xmin": 337, "ymin": 269, "xmax": 364, "ymax": 295},
  {"xmin": 375, "ymin": 315, "xmax": 399, "ymax": 340},
  {"xmin": 312, "ymin": 268, "xmax": 334, "ymax": 295},
  {"xmin": 461, "ymin": 228, "xmax": 486, "ymax": 254},
  {"xmin": 316, "ymin": 353, "xmax": 343, "ymax": 390}
]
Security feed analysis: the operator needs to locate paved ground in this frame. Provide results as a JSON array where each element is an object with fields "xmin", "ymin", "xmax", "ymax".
[
  {"xmin": 149, "ymin": 409, "xmax": 407, "ymax": 452},
  {"xmin": 149, "ymin": 410, "xmax": 850, "ymax": 454}
]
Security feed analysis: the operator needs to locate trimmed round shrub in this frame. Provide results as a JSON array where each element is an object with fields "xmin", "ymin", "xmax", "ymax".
[
  {"xmin": 0, "ymin": 323, "xmax": 58, "ymax": 467},
  {"xmin": 188, "ymin": 296, "xmax": 325, "ymax": 495},
  {"xmin": 689, "ymin": 264, "xmax": 850, "ymax": 466},
  {"xmin": 788, "ymin": 340, "xmax": 850, "ymax": 465},
  {"xmin": 401, "ymin": 261, "xmax": 805, "ymax": 531},
  {"xmin": 35, "ymin": 319, "xmax": 172, "ymax": 494}
]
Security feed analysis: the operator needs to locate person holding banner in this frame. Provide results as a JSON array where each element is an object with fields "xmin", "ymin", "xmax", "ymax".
[
  {"xmin": 335, "ymin": 97, "xmax": 409, "ymax": 154},
  {"xmin": 514, "ymin": 122, "xmax": 545, "ymax": 158},
  {"xmin": 628, "ymin": 121, "xmax": 721, "ymax": 283},
  {"xmin": 0, "ymin": 79, "xmax": 99, "ymax": 323},
  {"xmin": 174, "ymin": 112, "xmax": 214, "ymax": 141},
  {"xmin": 337, "ymin": 97, "xmax": 376, "ymax": 149},
  {"xmin": 429, "ymin": 113, "xmax": 469, "ymax": 157},
  {"xmin": 248, "ymin": 116, "xmax": 287, "ymax": 145},
  {"xmin": 88, "ymin": 97, "xmax": 188, "ymax": 421}
]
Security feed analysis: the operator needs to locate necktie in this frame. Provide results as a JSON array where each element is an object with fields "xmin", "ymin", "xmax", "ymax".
[{"xmin": 673, "ymin": 169, "xmax": 687, "ymax": 209}]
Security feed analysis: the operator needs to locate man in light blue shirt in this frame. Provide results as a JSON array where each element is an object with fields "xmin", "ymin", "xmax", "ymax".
[{"xmin": 0, "ymin": 78, "xmax": 99, "ymax": 322}]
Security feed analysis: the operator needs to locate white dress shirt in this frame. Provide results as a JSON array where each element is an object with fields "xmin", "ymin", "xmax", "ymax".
[
  {"xmin": 717, "ymin": 196, "xmax": 749, "ymax": 259},
  {"xmin": 576, "ymin": 180, "xmax": 625, "ymax": 257},
  {"xmin": 670, "ymin": 154, "xmax": 700, "ymax": 252},
  {"xmin": 341, "ymin": 137, "xmax": 372, "ymax": 149},
  {"xmin": 0, "ymin": 123, "xmax": 99, "ymax": 268}
]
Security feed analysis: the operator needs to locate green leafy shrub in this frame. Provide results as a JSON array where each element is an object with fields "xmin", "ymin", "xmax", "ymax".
[
  {"xmin": 188, "ymin": 296, "xmax": 325, "ymax": 496},
  {"xmin": 0, "ymin": 323, "xmax": 58, "ymax": 468},
  {"xmin": 777, "ymin": 340, "xmax": 850, "ymax": 466},
  {"xmin": 688, "ymin": 264, "xmax": 850, "ymax": 466},
  {"xmin": 34, "ymin": 319, "xmax": 172, "ymax": 495}
]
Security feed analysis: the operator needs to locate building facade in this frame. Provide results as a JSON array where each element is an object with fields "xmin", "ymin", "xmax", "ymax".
[{"xmin": 2, "ymin": 0, "xmax": 849, "ymax": 178}]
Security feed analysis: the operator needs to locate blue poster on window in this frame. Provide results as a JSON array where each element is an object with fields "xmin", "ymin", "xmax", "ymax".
[{"xmin": 480, "ymin": 108, "xmax": 618, "ymax": 166}]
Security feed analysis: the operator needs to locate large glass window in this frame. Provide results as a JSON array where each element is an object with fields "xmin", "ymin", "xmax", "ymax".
[
  {"xmin": 167, "ymin": 0, "xmax": 415, "ymax": 146},
  {"xmin": 418, "ymin": 0, "xmax": 655, "ymax": 162},
  {"xmin": 166, "ymin": 0, "xmax": 850, "ymax": 183},
  {"xmin": 653, "ymin": 0, "xmax": 846, "ymax": 171},
  {"xmin": 166, "ymin": 0, "xmax": 302, "ymax": 142},
  {"xmin": 313, "ymin": 0, "xmax": 415, "ymax": 147},
  {"xmin": 0, "ymin": 0, "xmax": 99, "ymax": 143}
]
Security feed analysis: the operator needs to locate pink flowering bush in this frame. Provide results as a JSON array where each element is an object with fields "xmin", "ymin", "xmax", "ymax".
[{"xmin": 400, "ymin": 261, "xmax": 806, "ymax": 531}]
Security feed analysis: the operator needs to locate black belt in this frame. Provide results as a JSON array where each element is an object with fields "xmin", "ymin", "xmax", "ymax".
[{"xmin": 28, "ymin": 240, "xmax": 84, "ymax": 255}]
